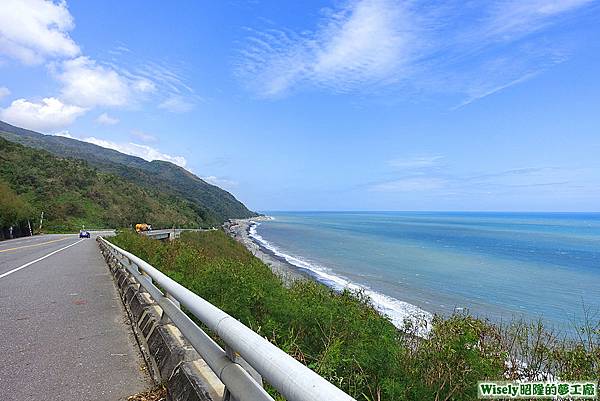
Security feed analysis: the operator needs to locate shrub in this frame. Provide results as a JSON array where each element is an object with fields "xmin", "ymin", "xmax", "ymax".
[{"xmin": 109, "ymin": 230, "xmax": 600, "ymax": 400}]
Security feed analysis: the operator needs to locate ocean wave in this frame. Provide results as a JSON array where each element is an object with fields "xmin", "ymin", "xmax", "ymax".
[{"xmin": 249, "ymin": 221, "xmax": 432, "ymax": 335}]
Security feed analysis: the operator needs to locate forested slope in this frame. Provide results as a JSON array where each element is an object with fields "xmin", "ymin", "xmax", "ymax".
[
  {"xmin": 0, "ymin": 138, "xmax": 207, "ymax": 232},
  {"xmin": 0, "ymin": 120, "xmax": 258, "ymax": 225}
]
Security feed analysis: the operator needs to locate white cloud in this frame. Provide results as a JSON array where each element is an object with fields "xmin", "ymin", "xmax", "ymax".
[
  {"xmin": 158, "ymin": 96, "xmax": 194, "ymax": 113},
  {"xmin": 311, "ymin": 0, "xmax": 418, "ymax": 88},
  {"xmin": 136, "ymin": 61, "xmax": 195, "ymax": 95},
  {"xmin": 0, "ymin": 97, "xmax": 86, "ymax": 131},
  {"xmin": 482, "ymin": 0, "xmax": 593, "ymax": 40},
  {"xmin": 51, "ymin": 56, "xmax": 160, "ymax": 109},
  {"xmin": 53, "ymin": 130, "xmax": 73, "ymax": 138},
  {"xmin": 112, "ymin": 60, "xmax": 199, "ymax": 112},
  {"xmin": 452, "ymin": 71, "xmax": 540, "ymax": 109},
  {"xmin": 80, "ymin": 137, "xmax": 187, "ymax": 168},
  {"xmin": 54, "ymin": 56, "xmax": 132, "ymax": 107},
  {"xmin": 133, "ymin": 78, "xmax": 156, "ymax": 93},
  {"xmin": 238, "ymin": 0, "xmax": 421, "ymax": 96},
  {"xmin": 0, "ymin": 0, "xmax": 195, "ymax": 129},
  {"xmin": 370, "ymin": 177, "xmax": 446, "ymax": 192},
  {"xmin": 51, "ymin": 131, "xmax": 186, "ymax": 167},
  {"xmin": 238, "ymin": 0, "xmax": 594, "ymax": 103},
  {"xmin": 0, "ymin": 86, "xmax": 10, "ymax": 100},
  {"xmin": 388, "ymin": 155, "xmax": 444, "ymax": 169},
  {"xmin": 95, "ymin": 112, "xmax": 119, "ymax": 125},
  {"xmin": 368, "ymin": 163, "xmax": 592, "ymax": 197},
  {"xmin": 201, "ymin": 175, "xmax": 238, "ymax": 188},
  {"xmin": 0, "ymin": 0, "xmax": 80, "ymax": 65},
  {"xmin": 130, "ymin": 130, "xmax": 157, "ymax": 143},
  {"xmin": 469, "ymin": 167, "xmax": 578, "ymax": 189}
]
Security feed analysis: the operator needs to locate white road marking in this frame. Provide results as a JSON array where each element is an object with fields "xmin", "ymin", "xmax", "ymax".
[{"xmin": 0, "ymin": 239, "xmax": 85, "ymax": 279}]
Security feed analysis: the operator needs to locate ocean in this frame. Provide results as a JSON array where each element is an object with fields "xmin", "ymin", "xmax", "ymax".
[{"xmin": 249, "ymin": 211, "xmax": 600, "ymax": 333}]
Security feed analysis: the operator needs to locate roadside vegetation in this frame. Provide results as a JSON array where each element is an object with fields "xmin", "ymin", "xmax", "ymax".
[
  {"xmin": 0, "ymin": 179, "xmax": 35, "ymax": 238},
  {"xmin": 109, "ymin": 230, "xmax": 599, "ymax": 400},
  {"xmin": 0, "ymin": 138, "xmax": 205, "ymax": 233}
]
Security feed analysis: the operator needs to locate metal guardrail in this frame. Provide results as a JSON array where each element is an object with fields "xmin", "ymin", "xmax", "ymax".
[
  {"xmin": 98, "ymin": 237, "xmax": 356, "ymax": 401},
  {"xmin": 141, "ymin": 228, "xmax": 210, "ymax": 241},
  {"xmin": 140, "ymin": 231, "xmax": 171, "ymax": 240}
]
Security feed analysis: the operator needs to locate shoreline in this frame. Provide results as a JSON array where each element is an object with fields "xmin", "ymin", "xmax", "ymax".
[
  {"xmin": 223, "ymin": 216, "xmax": 433, "ymax": 334},
  {"xmin": 223, "ymin": 217, "xmax": 311, "ymax": 285}
]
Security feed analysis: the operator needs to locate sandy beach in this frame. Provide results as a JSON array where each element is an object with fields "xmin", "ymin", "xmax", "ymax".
[{"xmin": 223, "ymin": 217, "xmax": 309, "ymax": 285}]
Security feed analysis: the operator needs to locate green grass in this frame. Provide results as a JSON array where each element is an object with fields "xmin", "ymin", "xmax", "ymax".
[{"xmin": 109, "ymin": 230, "xmax": 600, "ymax": 400}]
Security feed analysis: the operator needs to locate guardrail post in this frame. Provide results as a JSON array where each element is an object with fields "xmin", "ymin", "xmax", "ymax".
[
  {"xmin": 141, "ymin": 270, "xmax": 153, "ymax": 284},
  {"xmin": 166, "ymin": 292, "xmax": 180, "ymax": 308},
  {"xmin": 222, "ymin": 344, "xmax": 264, "ymax": 400},
  {"xmin": 222, "ymin": 345, "xmax": 238, "ymax": 401},
  {"xmin": 160, "ymin": 291, "xmax": 181, "ymax": 323}
]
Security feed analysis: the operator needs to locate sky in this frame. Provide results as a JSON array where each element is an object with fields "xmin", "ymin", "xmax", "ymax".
[{"xmin": 0, "ymin": 0, "xmax": 599, "ymax": 212}]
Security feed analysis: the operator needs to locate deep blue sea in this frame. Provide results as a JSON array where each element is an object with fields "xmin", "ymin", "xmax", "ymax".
[{"xmin": 250, "ymin": 212, "xmax": 600, "ymax": 333}]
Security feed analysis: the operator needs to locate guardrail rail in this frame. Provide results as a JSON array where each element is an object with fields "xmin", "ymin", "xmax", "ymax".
[{"xmin": 98, "ymin": 236, "xmax": 356, "ymax": 401}]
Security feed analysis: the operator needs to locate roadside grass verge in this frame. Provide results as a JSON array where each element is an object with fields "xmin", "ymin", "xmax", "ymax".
[{"xmin": 109, "ymin": 230, "xmax": 599, "ymax": 400}]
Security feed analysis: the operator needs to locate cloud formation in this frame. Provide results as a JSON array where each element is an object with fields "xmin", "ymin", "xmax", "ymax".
[
  {"xmin": 0, "ymin": 97, "xmax": 86, "ymax": 131},
  {"xmin": 0, "ymin": 1, "xmax": 197, "ymax": 132},
  {"xmin": 237, "ymin": 0, "xmax": 593, "ymax": 102},
  {"xmin": 54, "ymin": 132, "xmax": 188, "ymax": 168},
  {"xmin": 109, "ymin": 58, "xmax": 198, "ymax": 114},
  {"xmin": 481, "ymin": 0, "xmax": 594, "ymax": 40},
  {"xmin": 54, "ymin": 56, "xmax": 153, "ymax": 108},
  {"xmin": 0, "ymin": 86, "xmax": 10, "ymax": 100},
  {"xmin": 201, "ymin": 175, "xmax": 238, "ymax": 189},
  {"xmin": 95, "ymin": 112, "xmax": 119, "ymax": 125},
  {"xmin": 158, "ymin": 96, "xmax": 195, "ymax": 113},
  {"xmin": 237, "ymin": 0, "xmax": 421, "ymax": 97},
  {"xmin": 369, "ymin": 157, "xmax": 591, "ymax": 196},
  {"xmin": 371, "ymin": 177, "xmax": 446, "ymax": 192},
  {"xmin": 0, "ymin": 0, "xmax": 80, "ymax": 64},
  {"xmin": 387, "ymin": 155, "xmax": 444, "ymax": 169}
]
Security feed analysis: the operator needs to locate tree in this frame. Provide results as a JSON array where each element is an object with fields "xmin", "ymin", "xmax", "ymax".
[{"xmin": 0, "ymin": 180, "xmax": 33, "ymax": 228}]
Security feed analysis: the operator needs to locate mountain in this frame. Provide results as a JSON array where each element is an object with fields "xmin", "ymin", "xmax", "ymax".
[
  {"xmin": 0, "ymin": 137, "xmax": 216, "ymax": 232},
  {"xmin": 0, "ymin": 120, "xmax": 258, "ymax": 226}
]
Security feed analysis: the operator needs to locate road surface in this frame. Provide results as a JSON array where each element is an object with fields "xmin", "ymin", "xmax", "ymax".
[{"xmin": 0, "ymin": 233, "xmax": 151, "ymax": 400}]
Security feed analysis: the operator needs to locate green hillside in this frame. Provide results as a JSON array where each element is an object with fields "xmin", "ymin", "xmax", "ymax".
[
  {"xmin": 0, "ymin": 137, "xmax": 210, "ymax": 232},
  {"xmin": 0, "ymin": 120, "xmax": 258, "ymax": 224}
]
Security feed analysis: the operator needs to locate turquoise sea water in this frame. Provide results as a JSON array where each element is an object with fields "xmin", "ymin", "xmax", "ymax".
[{"xmin": 251, "ymin": 212, "xmax": 600, "ymax": 332}]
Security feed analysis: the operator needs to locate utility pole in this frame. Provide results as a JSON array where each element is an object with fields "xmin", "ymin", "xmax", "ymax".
[{"xmin": 39, "ymin": 211, "xmax": 44, "ymax": 231}]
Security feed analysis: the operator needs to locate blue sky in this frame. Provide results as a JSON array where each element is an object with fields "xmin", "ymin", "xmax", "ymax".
[{"xmin": 0, "ymin": 0, "xmax": 599, "ymax": 212}]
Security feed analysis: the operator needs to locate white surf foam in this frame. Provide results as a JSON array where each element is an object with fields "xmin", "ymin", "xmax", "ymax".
[{"xmin": 248, "ymin": 221, "xmax": 432, "ymax": 336}]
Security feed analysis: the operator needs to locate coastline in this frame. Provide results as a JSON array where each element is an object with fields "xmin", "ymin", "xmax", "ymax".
[
  {"xmin": 223, "ymin": 217, "xmax": 310, "ymax": 285},
  {"xmin": 223, "ymin": 216, "xmax": 433, "ymax": 334}
]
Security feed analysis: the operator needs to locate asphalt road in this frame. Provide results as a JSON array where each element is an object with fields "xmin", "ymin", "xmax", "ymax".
[{"xmin": 0, "ymin": 233, "xmax": 151, "ymax": 400}]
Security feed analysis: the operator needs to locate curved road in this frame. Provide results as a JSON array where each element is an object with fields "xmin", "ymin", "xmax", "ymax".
[{"xmin": 0, "ymin": 233, "xmax": 151, "ymax": 400}]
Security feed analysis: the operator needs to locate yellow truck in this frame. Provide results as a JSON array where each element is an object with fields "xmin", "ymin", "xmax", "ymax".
[{"xmin": 135, "ymin": 223, "xmax": 152, "ymax": 233}]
